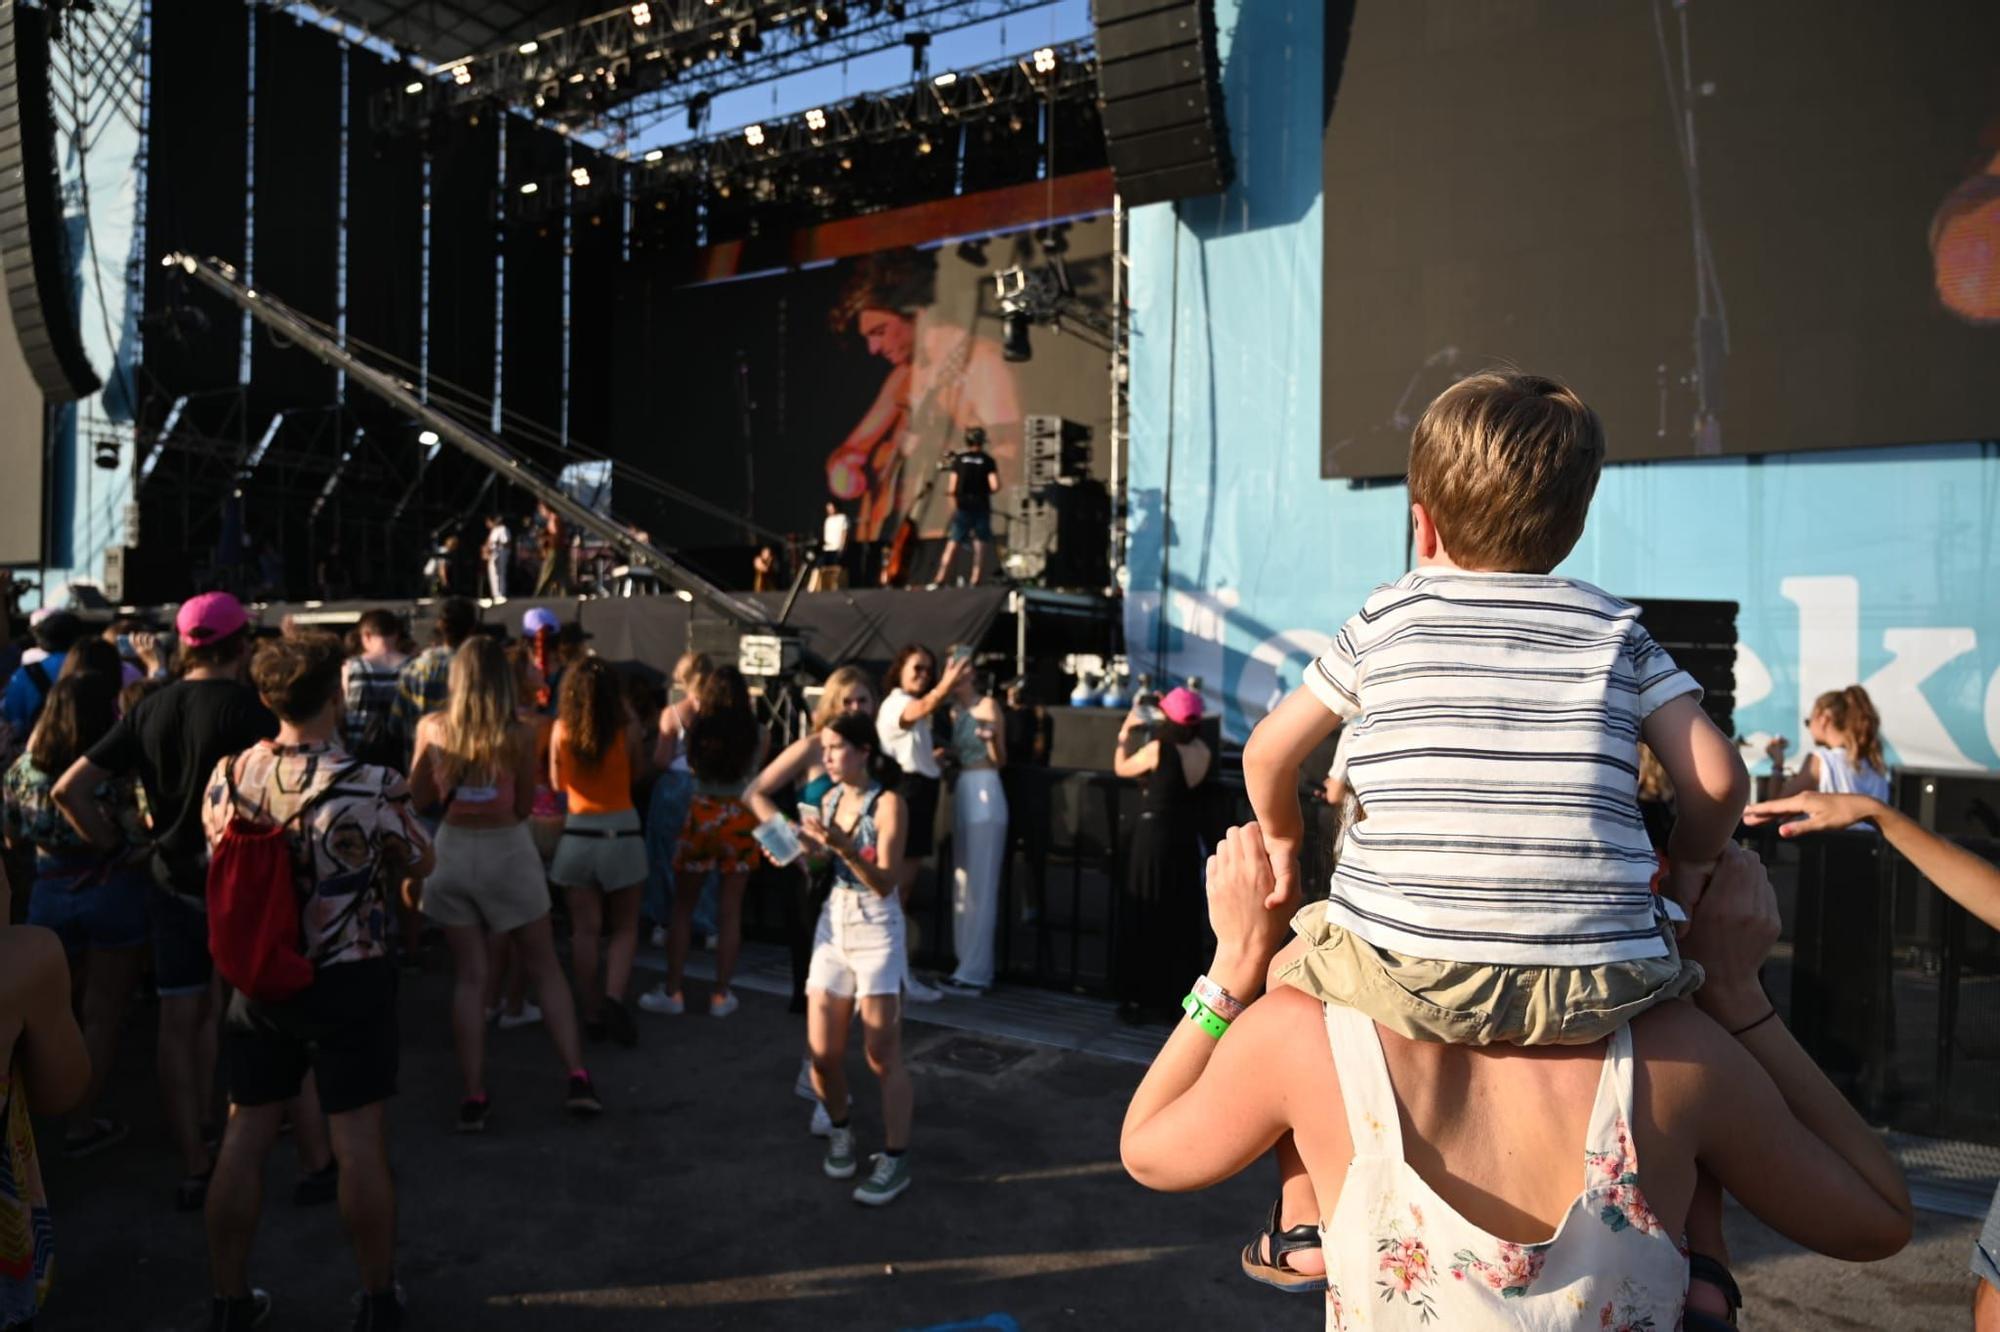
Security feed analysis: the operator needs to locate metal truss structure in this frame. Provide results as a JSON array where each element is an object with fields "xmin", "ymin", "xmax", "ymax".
[
  {"xmin": 626, "ymin": 40, "xmax": 1092, "ymax": 202},
  {"xmin": 365, "ymin": 0, "xmax": 1068, "ymax": 147}
]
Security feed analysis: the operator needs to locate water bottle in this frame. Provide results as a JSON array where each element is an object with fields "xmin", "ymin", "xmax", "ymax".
[
  {"xmin": 751, "ymin": 814, "xmax": 804, "ymax": 867},
  {"xmin": 1098, "ymin": 669, "xmax": 1130, "ymax": 710}
]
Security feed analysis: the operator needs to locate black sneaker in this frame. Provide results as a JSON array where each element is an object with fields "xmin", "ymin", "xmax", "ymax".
[
  {"xmin": 603, "ymin": 996, "xmax": 638, "ymax": 1048},
  {"xmin": 210, "ymin": 1288, "xmax": 273, "ymax": 1331},
  {"xmin": 293, "ymin": 1159, "xmax": 338, "ymax": 1206},
  {"xmin": 351, "ymin": 1284, "xmax": 406, "ymax": 1331},
  {"xmin": 565, "ymin": 1073, "xmax": 604, "ymax": 1117},
  {"xmin": 454, "ymin": 1096, "xmax": 490, "ymax": 1134}
]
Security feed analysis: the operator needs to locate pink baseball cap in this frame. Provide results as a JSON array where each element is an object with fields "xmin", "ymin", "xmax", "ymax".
[
  {"xmin": 177, "ymin": 591, "xmax": 249, "ymax": 646},
  {"xmin": 1159, "ymin": 686, "xmax": 1204, "ymax": 725}
]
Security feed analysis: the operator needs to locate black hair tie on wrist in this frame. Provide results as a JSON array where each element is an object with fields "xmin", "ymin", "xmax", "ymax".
[{"xmin": 1729, "ymin": 1008, "xmax": 1779, "ymax": 1038}]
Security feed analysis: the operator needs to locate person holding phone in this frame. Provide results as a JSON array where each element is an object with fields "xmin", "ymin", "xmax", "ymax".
[
  {"xmin": 1111, "ymin": 686, "xmax": 1212, "ymax": 1022},
  {"xmin": 939, "ymin": 650, "xmax": 1007, "ymax": 996},
  {"xmin": 876, "ymin": 645, "xmax": 972, "ymax": 1003}
]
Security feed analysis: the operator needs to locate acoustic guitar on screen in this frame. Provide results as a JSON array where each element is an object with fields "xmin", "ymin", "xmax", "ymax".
[{"xmin": 824, "ymin": 325, "xmax": 976, "ymax": 547}]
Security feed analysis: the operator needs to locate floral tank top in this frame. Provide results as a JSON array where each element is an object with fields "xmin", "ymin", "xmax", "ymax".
[
  {"xmin": 1, "ymin": 1060, "xmax": 53, "ymax": 1326},
  {"xmin": 1318, "ymin": 1003, "xmax": 1687, "ymax": 1331}
]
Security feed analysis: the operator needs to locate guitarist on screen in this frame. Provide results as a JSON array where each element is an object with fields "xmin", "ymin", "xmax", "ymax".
[{"xmin": 822, "ymin": 249, "xmax": 1021, "ymax": 546}]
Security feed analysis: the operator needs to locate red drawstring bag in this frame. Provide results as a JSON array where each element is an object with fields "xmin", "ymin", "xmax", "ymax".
[{"xmin": 207, "ymin": 754, "xmax": 362, "ymax": 1003}]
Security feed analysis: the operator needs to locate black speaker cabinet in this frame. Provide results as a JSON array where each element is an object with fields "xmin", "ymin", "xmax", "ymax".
[
  {"xmin": 1090, "ymin": 0, "xmax": 1233, "ymax": 207},
  {"xmin": 0, "ymin": 1, "xmax": 99, "ymax": 402}
]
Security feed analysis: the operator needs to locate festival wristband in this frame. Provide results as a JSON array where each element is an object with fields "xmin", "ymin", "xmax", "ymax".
[
  {"xmin": 1181, "ymin": 993, "xmax": 1230, "ymax": 1039},
  {"xmin": 1192, "ymin": 974, "xmax": 1247, "ymax": 1022}
]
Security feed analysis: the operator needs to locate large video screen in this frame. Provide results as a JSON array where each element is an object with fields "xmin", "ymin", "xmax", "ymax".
[
  {"xmin": 1321, "ymin": 2, "xmax": 2000, "ymax": 478},
  {"xmin": 612, "ymin": 216, "xmax": 1112, "ymax": 550}
]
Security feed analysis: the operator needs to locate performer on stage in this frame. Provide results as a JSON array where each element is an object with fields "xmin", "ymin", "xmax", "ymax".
[
  {"xmin": 482, "ymin": 513, "xmax": 511, "ymax": 601},
  {"xmin": 532, "ymin": 501, "xmax": 572, "ymax": 597},
  {"xmin": 932, "ymin": 428, "xmax": 1000, "ymax": 588},
  {"xmin": 822, "ymin": 251, "xmax": 1022, "ymax": 544}
]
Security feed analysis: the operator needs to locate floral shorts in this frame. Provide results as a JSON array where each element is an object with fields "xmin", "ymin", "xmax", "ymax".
[{"xmin": 675, "ymin": 794, "xmax": 761, "ymax": 876}]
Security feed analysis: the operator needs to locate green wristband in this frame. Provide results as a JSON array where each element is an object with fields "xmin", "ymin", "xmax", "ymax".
[{"xmin": 1181, "ymin": 992, "xmax": 1230, "ymax": 1039}]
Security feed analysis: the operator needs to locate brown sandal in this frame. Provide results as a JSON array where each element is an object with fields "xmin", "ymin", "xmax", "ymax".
[{"xmin": 1240, "ymin": 1199, "xmax": 1328, "ymax": 1293}]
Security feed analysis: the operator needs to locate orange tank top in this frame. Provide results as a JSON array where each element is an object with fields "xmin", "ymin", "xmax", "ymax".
[{"xmin": 551, "ymin": 723, "xmax": 633, "ymax": 815}]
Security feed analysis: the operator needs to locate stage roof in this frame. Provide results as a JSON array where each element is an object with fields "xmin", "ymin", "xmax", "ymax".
[{"xmin": 307, "ymin": 1, "xmax": 584, "ymax": 63}]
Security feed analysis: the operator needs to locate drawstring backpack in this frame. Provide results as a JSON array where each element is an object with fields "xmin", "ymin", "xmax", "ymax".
[{"xmin": 207, "ymin": 752, "xmax": 367, "ymax": 1002}]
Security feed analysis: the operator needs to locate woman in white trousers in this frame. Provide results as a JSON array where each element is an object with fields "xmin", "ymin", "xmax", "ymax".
[{"xmin": 939, "ymin": 658, "xmax": 1007, "ymax": 995}]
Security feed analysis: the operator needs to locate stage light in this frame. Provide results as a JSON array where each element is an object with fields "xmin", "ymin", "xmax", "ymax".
[
  {"xmin": 571, "ymin": 166, "xmax": 591, "ymax": 187},
  {"xmin": 520, "ymin": 182, "xmax": 539, "ymax": 195},
  {"xmin": 643, "ymin": 148, "xmax": 664, "ymax": 162},
  {"xmin": 1001, "ymin": 311, "xmax": 1032, "ymax": 362},
  {"xmin": 1033, "ymin": 47, "xmax": 1058, "ymax": 74},
  {"xmin": 805, "ymin": 107, "xmax": 827, "ymax": 132},
  {"xmin": 916, "ymin": 135, "xmax": 933, "ymax": 155},
  {"xmin": 92, "ymin": 438, "xmax": 120, "ymax": 469},
  {"xmin": 745, "ymin": 123, "xmax": 766, "ymax": 147},
  {"xmin": 450, "ymin": 63, "xmax": 473, "ymax": 86},
  {"xmin": 838, "ymin": 155, "xmax": 853, "ymax": 170},
  {"xmin": 730, "ymin": 21, "xmax": 762, "ymax": 57},
  {"xmin": 568, "ymin": 71, "xmax": 586, "ymax": 83},
  {"xmin": 518, "ymin": 40, "xmax": 539, "ymax": 54},
  {"xmin": 417, "ymin": 430, "xmax": 439, "ymax": 446},
  {"xmin": 933, "ymin": 72, "xmax": 957, "ymax": 87},
  {"xmin": 404, "ymin": 80, "xmax": 424, "ymax": 95},
  {"xmin": 630, "ymin": 2, "xmax": 653, "ymax": 25}
]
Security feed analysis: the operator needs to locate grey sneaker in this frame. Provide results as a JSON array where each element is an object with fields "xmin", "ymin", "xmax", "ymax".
[
  {"xmin": 823, "ymin": 1125, "xmax": 858, "ymax": 1179},
  {"xmin": 851, "ymin": 1152, "xmax": 911, "ymax": 1206}
]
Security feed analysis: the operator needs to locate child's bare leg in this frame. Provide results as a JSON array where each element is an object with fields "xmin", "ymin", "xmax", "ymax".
[{"xmin": 1685, "ymin": 1167, "xmax": 1736, "ymax": 1322}]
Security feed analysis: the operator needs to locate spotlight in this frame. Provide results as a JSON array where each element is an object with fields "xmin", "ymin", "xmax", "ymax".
[
  {"xmin": 571, "ymin": 166, "xmax": 591, "ymax": 187},
  {"xmin": 518, "ymin": 40, "xmax": 539, "ymax": 54},
  {"xmin": 567, "ymin": 71, "xmax": 586, "ymax": 83},
  {"xmin": 450, "ymin": 63, "xmax": 473, "ymax": 86},
  {"xmin": 520, "ymin": 182, "xmax": 539, "ymax": 195},
  {"xmin": 729, "ymin": 21, "xmax": 762, "ymax": 57},
  {"xmin": 745, "ymin": 123, "xmax": 765, "ymax": 147},
  {"xmin": 643, "ymin": 148, "xmax": 665, "ymax": 162},
  {"xmin": 916, "ymin": 135, "xmax": 932, "ymax": 155},
  {"xmin": 933, "ymin": 72, "xmax": 956, "ymax": 87},
  {"xmin": 404, "ymin": 80, "xmax": 424, "ymax": 95},
  {"xmin": 838, "ymin": 155, "xmax": 853, "ymax": 170},
  {"xmin": 417, "ymin": 430, "xmax": 439, "ymax": 446},
  {"xmin": 1033, "ymin": 46, "xmax": 1058, "ymax": 74},
  {"xmin": 630, "ymin": 2, "xmax": 653, "ymax": 24},
  {"xmin": 92, "ymin": 438, "xmax": 120, "ymax": 470},
  {"xmin": 1001, "ymin": 311, "xmax": 1032, "ymax": 362},
  {"xmin": 805, "ymin": 107, "xmax": 827, "ymax": 132}
]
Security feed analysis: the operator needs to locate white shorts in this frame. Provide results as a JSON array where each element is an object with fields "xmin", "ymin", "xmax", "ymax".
[{"xmin": 806, "ymin": 889, "xmax": 908, "ymax": 1000}]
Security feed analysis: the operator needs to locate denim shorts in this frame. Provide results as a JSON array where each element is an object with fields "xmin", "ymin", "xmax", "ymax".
[
  {"xmin": 28, "ymin": 857, "xmax": 149, "ymax": 953},
  {"xmin": 947, "ymin": 508, "xmax": 994, "ymax": 543}
]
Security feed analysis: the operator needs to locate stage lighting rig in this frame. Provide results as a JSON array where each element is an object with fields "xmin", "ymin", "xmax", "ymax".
[{"xmin": 993, "ymin": 255, "xmax": 1114, "ymax": 363}]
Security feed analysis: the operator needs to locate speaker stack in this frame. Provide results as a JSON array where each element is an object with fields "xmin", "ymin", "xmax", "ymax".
[
  {"xmin": 1090, "ymin": 0, "xmax": 1232, "ymax": 207},
  {"xmin": 0, "ymin": 0, "xmax": 98, "ymax": 402}
]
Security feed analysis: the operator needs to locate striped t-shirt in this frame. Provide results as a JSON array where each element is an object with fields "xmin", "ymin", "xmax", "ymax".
[{"xmin": 1304, "ymin": 570, "xmax": 1700, "ymax": 966}]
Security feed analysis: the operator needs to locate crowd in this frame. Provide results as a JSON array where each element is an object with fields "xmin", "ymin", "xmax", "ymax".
[{"xmin": 0, "ymin": 590, "xmax": 1021, "ymax": 1331}]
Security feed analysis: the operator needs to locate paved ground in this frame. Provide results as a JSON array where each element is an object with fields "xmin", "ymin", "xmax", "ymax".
[{"xmin": 35, "ymin": 969, "xmax": 1990, "ymax": 1330}]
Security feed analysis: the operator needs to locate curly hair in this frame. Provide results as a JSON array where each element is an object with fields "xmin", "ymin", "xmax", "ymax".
[
  {"xmin": 687, "ymin": 665, "xmax": 760, "ymax": 785},
  {"xmin": 556, "ymin": 655, "xmax": 626, "ymax": 766},
  {"xmin": 826, "ymin": 248, "xmax": 938, "ymax": 334},
  {"xmin": 882, "ymin": 643, "xmax": 937, "ymax": 700}
]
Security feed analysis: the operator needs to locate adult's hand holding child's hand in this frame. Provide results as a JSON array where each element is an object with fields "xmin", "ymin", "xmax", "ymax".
[
  {"xmin": 1207, "ymin": 824, "xmax": 1297, "ymax": 973},
  {"xmin": 1679, "ymin": 844, "xmax": 1781, "ymax": 1030}
]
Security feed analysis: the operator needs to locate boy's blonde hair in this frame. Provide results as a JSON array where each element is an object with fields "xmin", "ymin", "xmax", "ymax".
[{"xmin": 1407, "ymin": 370, "xmax": 1605, "ymax": 573}]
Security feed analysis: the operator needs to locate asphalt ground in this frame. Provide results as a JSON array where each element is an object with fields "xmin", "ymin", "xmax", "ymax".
[{"xmin": 33, "ymin": 968, "xmax": 1988, "ymax": 1331}]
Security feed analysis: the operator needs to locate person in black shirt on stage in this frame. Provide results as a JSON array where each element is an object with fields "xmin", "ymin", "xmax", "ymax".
[{"xmin": 931, "ymin": 427, "xmax": 1000, "ymax": 589}]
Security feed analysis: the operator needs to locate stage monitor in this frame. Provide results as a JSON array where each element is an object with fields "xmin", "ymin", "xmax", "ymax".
[{"xmin": 1320, "ymin": 2, "xmax": 2000, "ymax": 478}]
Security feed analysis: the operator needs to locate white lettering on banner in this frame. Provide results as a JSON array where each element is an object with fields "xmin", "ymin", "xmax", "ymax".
[
  {"xmin": 1986, "ymin": 667, "xmax": 2000, "ymax": 761},
  {"xmin": 1733, "ymin": 642, "xmax": 1773, "ymax": 711},
  {"xmin": 1245, "ymin": 629, "xmax": 1337, "ymax": 717},
  {"xmin": 1772, "ymin": 577, "xmax": 1981, "ymax": 771}
]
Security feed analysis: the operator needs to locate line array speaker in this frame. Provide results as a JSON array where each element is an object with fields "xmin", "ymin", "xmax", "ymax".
[
  {"xmin": 1090, "ymin": 0, "xmax": 1232, "ymax": 207},
  {"xmin": 0, "ymin": 0, "xmax": 100, "ymax": 402}
]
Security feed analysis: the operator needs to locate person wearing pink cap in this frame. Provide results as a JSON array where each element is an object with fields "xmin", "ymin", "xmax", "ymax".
[
  {"xmin": 52, "ymin": 591, "xmax": 278, "ymax": 1212},
  {"xmin": 1111, "ymin": 684, "xmax": 1212, "ymax": 1023}
]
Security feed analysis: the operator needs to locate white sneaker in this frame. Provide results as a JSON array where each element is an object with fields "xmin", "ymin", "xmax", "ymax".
[
  {"xmin": 495, "ymin": 1001, "xmax": 543, "ymax": 1031},
  {"xmin": 709, "ymin": 991, "xmax": 740, "ymax": 1018},
  {"xmin": 823, "ymin": 1125, "xmax": 858, "ymax": 1179},
  {"xmin": 794, "ymin": 1056, "xmax": 818, "ymax": 1102},
  {"xmin": 903, "ymin": 974, "xmax": 943, "ymax": 1004},
  {"xmin": 636, "ymin": 985, "xmax": 684, "ymax": 1016},
  {"xmin": 809, "ymin": 1101, "xmax": 832, "ymax": 1137},
  {"xmin": 649, "ymin": 925, "xmax": 667, "ymax": 948}
]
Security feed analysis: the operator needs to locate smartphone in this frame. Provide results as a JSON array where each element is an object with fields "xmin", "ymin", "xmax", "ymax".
[
  {"xmin": 799, "ymin": 805, "xmax": 824, "ymax": 830},
  {"xmin": 950, "ymin": 645, "xmax": 974, "ymax": 667}
]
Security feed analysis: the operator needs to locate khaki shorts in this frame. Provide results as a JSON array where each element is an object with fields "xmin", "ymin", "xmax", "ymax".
[
  {"xmin": 1275, "ymin": 900, "xmax": 1703, "ymax": 1046},
  {"xmin": 550, "ymin": 809, "xmax": 648, "ymax": 892},
  {"xmin": 421, "ymin": 822, "xmax": 551, "ymax": 934}
]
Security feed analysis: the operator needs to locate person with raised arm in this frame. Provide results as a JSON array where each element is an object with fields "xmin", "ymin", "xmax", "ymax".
[{"xmin": 1122, "ymin": 825, "xmax": 1912, "ymax": 1329}]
